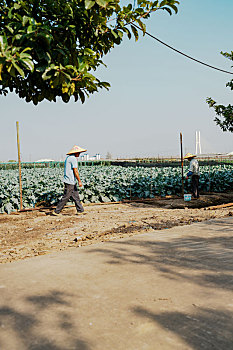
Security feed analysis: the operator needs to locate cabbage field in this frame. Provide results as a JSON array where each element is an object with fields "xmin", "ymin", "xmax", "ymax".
[{"xmin": 0, "ymin": 165, "xmax": 233, "ymax": 213}]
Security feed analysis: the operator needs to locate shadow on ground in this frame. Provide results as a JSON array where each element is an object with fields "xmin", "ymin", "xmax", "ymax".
[
  {"xmin": 0, "ymin": 290, "xmax": 90, "ymax": 350},
  {"xmin": 87, "ymin": 219, "xmax": 233, "ymax": 348},
  {"xmin": 133, "ymin": 306, "xmax": 233, "ymax": 350},
  {"xmin": 88, "ymin": 228, "xmax": 233, "ymax": 290}
]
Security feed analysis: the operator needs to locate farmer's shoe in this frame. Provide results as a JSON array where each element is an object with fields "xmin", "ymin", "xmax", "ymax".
[{"xmin": 51, "ymin": 211, "xmax": 60, "ymax": 216}]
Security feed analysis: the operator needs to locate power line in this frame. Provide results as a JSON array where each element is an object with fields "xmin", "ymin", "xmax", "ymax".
[{"xmin": 132, "ymin": 24, "xmax": 233, "ymax": 75}]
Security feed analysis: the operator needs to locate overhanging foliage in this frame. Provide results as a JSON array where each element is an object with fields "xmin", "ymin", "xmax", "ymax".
[
  {"xmin": 207, "ymin": 51, "xmax": 233, "ymax": 132},
  {"xmin": 0, "ymin": 0, "xmax": 179, "ymax": 104}
]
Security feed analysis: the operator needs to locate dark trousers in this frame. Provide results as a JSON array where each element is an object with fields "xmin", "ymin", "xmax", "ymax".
[
  {"xmin": 192, "ymin": 175, "xmax": 199, "ymax": 199},
  {"xmin": 55, "ymin": 183, "xmax": 84, "ymax": 213}
]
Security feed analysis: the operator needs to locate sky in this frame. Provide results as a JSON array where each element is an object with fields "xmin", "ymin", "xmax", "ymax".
[{"xmin": 1, "ymin": 0, "xmax": 233, "ymax": 161}]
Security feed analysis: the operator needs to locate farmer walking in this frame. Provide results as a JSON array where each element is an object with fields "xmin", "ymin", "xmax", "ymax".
[
  {"xmin": 184, "ymin": 153, "xmax": 200, "ymax": 199},
  {"xmin": 52, "ymin": 145, "xmax": 86, "ymax": 216}
]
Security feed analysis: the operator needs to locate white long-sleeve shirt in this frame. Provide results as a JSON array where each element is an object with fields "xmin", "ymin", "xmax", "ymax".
[{"xmin": 189, "ymin": 159, "xmax": 200, "ymax": 176}]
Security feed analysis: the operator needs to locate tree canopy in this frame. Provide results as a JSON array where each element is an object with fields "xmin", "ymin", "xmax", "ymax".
[
  {"xmin": 207, "ymin": 51, "xmax": 233, "ymax": 132},
  {"xmin": 0, "ymin": 0, "xmax": 179, "ymax": 104}
]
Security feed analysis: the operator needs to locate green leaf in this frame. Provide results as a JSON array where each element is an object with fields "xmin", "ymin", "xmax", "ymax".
[
  {"xmin": 6, "ymin": 25, "xmax": 14, "ymax": 34},
  {"xmin": 27, "ymin": 25, "xmax": 35, "ymax": 34},
  {"xmin": 32, "ymin": 95, "xmax": 38, "ymax": 105},
  {"xmin": 137, "ymin": 20, "xmax": 146, "ymax": 35},
  {"xmin": 21, "ymin": 47, "xmax": 32, "ymax": 54},
  {"xmin": 163, "ymin": 7, "xmax": 172, "ymax": 15},
  {"xmin": 22, "ymin": 16, "xmax": 30, "ymax": 26},
  {"xmin": 95, "ymin": 0, "xmax": 108, "ymax": 8},
  {"xmin": 62, "ymin": 93, "xmax": 70, "ymax": 103},
  {"xmin": 78, "ymin": 58, "xmax": 88, "ymax": 71},
  {"xmin": 12, "ymin": 61, "xmax": 25, "ymax": 78},
  {"xmin": 117, "ymin": 30, "xmax": 123, "ymax": 39},
  {"xmin": 79, "ymin": 90, "xmax": 85, "ymax": 103},
  {"xmin": 85, "ymin": 0, "xmax": 95, "ymax": 9},
  {"xmin": 160, "ymin": 0, "xmax": 168, "ymax": 7},
  {"xmin": 42, "ymin": 66, "xmax": 55, "ymax": 80},
  {"xmin": 74, "ymin": 93, "xmax": 79, "ymax": 102},
  {"xmin": 0, "ymin": 63, "xmax": 3, "ymax": 80},
  {"xmin": 122, "ymin": 27, "xmax": 131, "ymax": 39},
  {"xmin": 169, "ymin": 4, "xmax": 178, "ymax": 14},
  {"xmin": 50, "ymin": 74, "xmax": 60, "ymax": 88},
  {"xmin": 70, "ymin": 82, "xmax": 75, "ymax": 94},
  {"xmin": 131, "ymin": 25, "xmax": 139, "ymax": 41},
  {"xmin": 111, "ymin": 29, "xmax": 118, "ymax": 39},
  {"xmin": 15, "ymin": 34, "xmax": 23, "ymax": 40},
  {"xmin": 65, "ymin": 64, "xmax": 75, "ymax": 70},
  {"xmin": 99, "ymin": 81, "xmax": 110, "ymax": 90},
  {"xmin": 83, "ymin": 72, "xmax": 96, "ymax": 80},
  {"xmin": 84, "ymin": 48, "xmax": 95, "ymax": 55},
  {"xmin": 22, "ymin": 58, "xmax": 34, "ymax": 72},
  {"xmin": 153, "ymin": 1, "xmax": 159, "ymax": 7},
  {"xmin": 0, "ymin": 35, "xmax": 7, "ymax": 49},
  {"xmin": 38, "ymin": 93, "xmax": 45, "ymax": 102},
  {"xmin": 62, "ymin": 86, "xmax": 69, "ymax": 94},
  {"xmin": 14, "ymin": 3, "xmax": 21, "ymax": 10}
]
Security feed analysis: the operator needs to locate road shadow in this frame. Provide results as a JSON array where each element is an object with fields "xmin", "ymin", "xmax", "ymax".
[
  {"xmin": 87, "ymin": 219, "xmax": 233, "ymax": 292},
  {"xmin": 200, "ymin": 218, "xmax": 233, "ymax": 232},
  {"xmin": 132, "ymin": 306, "xmax": 233, "ymax": 350},
  {"xmin": 0, "ymin": 290, "xmax": 90, "ymax": 350},
  {"xmin": 26, "ymin": 290, "xmax": 71, "ymax": 309},
  {"xmin": 85, "ymin": 218, "xmax": 233, "ymax": 349}
]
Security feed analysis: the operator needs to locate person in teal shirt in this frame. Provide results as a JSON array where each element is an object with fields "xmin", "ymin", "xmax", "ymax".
[
  {"xmin": 63, "ymin": 154, "xmax": 79, "ymax": 185},
  {"xmin": 52, "ymin": 145, "xmax": 86, "ymax": 215}
]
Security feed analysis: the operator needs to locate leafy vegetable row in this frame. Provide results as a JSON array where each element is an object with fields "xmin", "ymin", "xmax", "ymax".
[{"xmin": 0, "ymin": 165, "xmax": 233, "ymax": 213}]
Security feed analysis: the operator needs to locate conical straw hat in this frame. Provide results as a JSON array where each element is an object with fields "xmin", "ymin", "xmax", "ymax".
[
  {"xmin": 184, "ymin": 152, "xmax": 196, "ymax": 159},
  {"xmin": 67, "ymin": 145, "xmax": 87, "ymax": 155}
]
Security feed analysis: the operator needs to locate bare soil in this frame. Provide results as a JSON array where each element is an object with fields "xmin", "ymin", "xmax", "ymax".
[{"xmin": 0, "ymin": 193, "xmax": 233, "ymax": 264}]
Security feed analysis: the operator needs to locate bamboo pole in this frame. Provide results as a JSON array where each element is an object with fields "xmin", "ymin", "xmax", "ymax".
[
  {"xmin": 150, "ymin": 167, "xmax": 153, "ymax": 197},
  {"xmin": 16, "ymin": 121, "xmax": 23, "ymax": 210},
  {"xmin": 180, "ymin": 133, "xmax": 184, "ymax": 197},
  {"xmin": 207, "ymin": 203, "xmax": 233, "ymax": 210}
]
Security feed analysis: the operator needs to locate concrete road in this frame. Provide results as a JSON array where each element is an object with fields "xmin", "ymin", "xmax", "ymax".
[{"xmin": 0, "ymin": 217, "xmax": 233, "ymax": 350}]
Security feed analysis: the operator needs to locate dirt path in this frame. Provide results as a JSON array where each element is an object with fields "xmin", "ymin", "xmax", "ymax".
[{"xmin": 1, "ymin": 193, "xmax": 233, "ymax": 264}]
